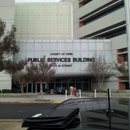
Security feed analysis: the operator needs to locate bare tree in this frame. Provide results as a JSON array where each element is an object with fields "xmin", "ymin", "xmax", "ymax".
[
  {"xmin": 87, "ymin": 53, "xmax": 112, "ymax": 90},
  {"xmin": 12, "ymin": 63, "xmax": 33, "ymax": 93},
  {"xmin": 27, "ymin": 57, "xmax": 56, "ymax": 100},
  {"xmin": 12, "ymin": 72, "xmax": 27, "ymax": 93},
  {"xmin": 113, "ymin": 61, "xmax": 128, "ymax": 79}
]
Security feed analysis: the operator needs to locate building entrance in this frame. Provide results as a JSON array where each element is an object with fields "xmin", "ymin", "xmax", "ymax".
[
  {"xmin": 25, "ymin": 78, "xmax": 91, "ymax": 93},
  {"xmin": 25, "ymin": 82, "xmax": 47, "ymax": 93},
  {"xmin": 48, "ymin": 77, "xmax": 91, "ymax": 93}
]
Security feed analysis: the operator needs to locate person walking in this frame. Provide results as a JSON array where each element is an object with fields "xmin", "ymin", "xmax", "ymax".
[{"xmin": 73, "ymin": 87, "xmax": 76, "ymax": 96}]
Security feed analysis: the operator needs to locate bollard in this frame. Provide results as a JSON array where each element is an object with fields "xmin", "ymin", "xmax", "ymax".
[
  {"xmin": 94, "ymin": 89, "xmax": 96, "ymax": 98},
  {"xmin": 65, "ymin": 89, "xmax": 67, "ymax": 100},
  {"xmin": 79, "ymin": 89, "xmax": 81, "ymax": 98},
  {"xmin": 109, "ymin": 89, "xmax": 111, "ymax": 98}
]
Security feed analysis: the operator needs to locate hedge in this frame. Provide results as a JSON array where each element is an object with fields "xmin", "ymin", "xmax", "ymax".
[
  {"xmin": 1, "ymin": 89, "xmax": 21, "ymax": 93},
  {"xmin": 12, "ymin": 89, "xmax": 21, "ymax": 93},
  {"xmin": 2, "ymin": 89, "xmax": 12, "ymax": 93}
]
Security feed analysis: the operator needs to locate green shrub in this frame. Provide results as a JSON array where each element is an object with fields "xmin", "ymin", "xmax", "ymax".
[
  {"xmin": 103, "ymin": 90, "xmax": 107, "ymax": 93},
  {"xmin": 2, "ymin": 89, "xmax": 12, "ymax": 93},
  {"xmin": 12, "ymin": 89, "xmax": 21, "ymax": 93},
  {"xmin": 0, "ymin": 90, "xmax": 1, "ymax": 93}
]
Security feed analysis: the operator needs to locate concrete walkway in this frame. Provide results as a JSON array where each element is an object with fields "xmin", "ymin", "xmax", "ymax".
[{"xmin": 0, "ymin": 94, "xmax": 85, "ymax": 104}]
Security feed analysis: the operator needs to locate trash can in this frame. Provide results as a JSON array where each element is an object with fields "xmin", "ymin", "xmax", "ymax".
[{"xmin": 50, "ymin": 89, "xmax": 54, "ymax": 94}]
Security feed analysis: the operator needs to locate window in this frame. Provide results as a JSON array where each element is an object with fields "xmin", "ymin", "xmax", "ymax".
[
  {"xmin": 98, "ymin": 27, "xmax": 126, "ymax": 39},
  {"xmin": 79, "ymin": 1, "xmax": 124, "ymax": 27},
  {"xmin": 79, "ymin": 0, "xmax": 92, "ymax": 8}
]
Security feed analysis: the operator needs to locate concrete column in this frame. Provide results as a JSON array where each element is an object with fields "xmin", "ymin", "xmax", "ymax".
[
  {"xmin": 65, "ymin": 89, "xmax": 67, "ymax": 100},
  {"xmin": 128, "ymin": 99, "xmax": 130, "ymax": 130},
  {"xmin": 124, "ymin": 0, "xmax": 130, "ymax": 88},
  {"xmin": 94, "ymin": 89, "xmax": 96, "ymax": 98},
  {"xmin": 79, "ymin": 89, "xmax": 81, "ymax": 98},
  {"xmin": 31, "ymin": 83, "xmax": 33, "ymax": 93},
  {"xmin": 26, "ymin": 83, "xmax": 28, "ymax": 93},
  {"xmin": 109, "ymin": 89, "xmax": 111, "ymax": 98},
  {"xmin": 35, "ymin": 83, "xmax": 37, "ymax": 93}
]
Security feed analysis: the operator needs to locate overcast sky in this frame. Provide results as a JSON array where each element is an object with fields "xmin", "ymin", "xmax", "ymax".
[{"xmin": 15, "ymin": 0, "xmax": 61, "ymax": 2}]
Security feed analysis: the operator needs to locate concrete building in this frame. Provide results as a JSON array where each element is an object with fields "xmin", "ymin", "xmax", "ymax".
[
  {"xmin": 0, "ymin": 0, "xmax": 15, "ymax": 90},
  {"xmin": 61, "ymin": 0, "xmax": 129, "ymax": 90},
  {"xmin": 0, "ymin": 0, "xmax": 129, "ymax": 92},
  {"xmin": 14, "ymin": 2, "xmax": 72, "ymax": 39},
  {"xmin": 13, "ymin": 1, "xmax": 114, "ymax": 92},
  {"xmin": 14, "ymin": 39, "xmax": 112, "ymax": 92},
  {"xmin": 0, "ymin": 0, "xmax": 73, "ymax": 91}
]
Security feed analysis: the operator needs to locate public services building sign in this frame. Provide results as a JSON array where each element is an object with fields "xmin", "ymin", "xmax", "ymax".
[{"xmin": 14, "ymin": 39, "xmax": 112, "ymax": 76}]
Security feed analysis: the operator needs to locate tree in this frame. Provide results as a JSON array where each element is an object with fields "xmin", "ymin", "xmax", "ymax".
[
  {"xmin": 0, "ymin": 18, "xmax": 19, "ymax": 72},
  {"xmin": 4, "ymin": 59, "xmax": 28, "ymax": 93},
  {"xmin": 87, "ymin": 53, "xmax": 112, "ymax": 90},
  {"xmin": 12, "ymin": 71, "xmax": 28, "ymax": 93},
  {"xmin": 4, "ymin": 58, "xmax": 27, "ymax": 75},
  {"xmin": 12, "ymin": 60, "xmax": 35, "ymax": 93},
  {"xmin": 0, "ymin": 18, "xmax": 27, "ymax": 75},
  {"xmin": 27, "ymin": 57, "xmax": 56, "ymax": 100},
  {"xmin": 113, "ymin": 62, "xmax": 129, "ymax": 79},
  {"xmin": 0, "ymin": 18, "xmax": 28, "ymax": 91}
]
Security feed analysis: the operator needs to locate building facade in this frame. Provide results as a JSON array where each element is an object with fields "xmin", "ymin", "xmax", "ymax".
[
  {"xmin": 14, "ymin": 39, "xmax": 112, "ymax": 92},
  {"xmin": 0, "ymin": 0, "xmax": 129, "ymax": 92},
  {"xmin": 0, "ymin": 0, "xmax": 15, "ymax": 90},
  {"xmin": 61, "ymin": 0, "xmax": 129, "ymax": 90},
  {"xmin": 14, "ymin": 2, "xmax": 72, "ymax": 39}
]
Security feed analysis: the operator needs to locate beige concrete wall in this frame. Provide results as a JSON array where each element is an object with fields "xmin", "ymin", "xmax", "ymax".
[
  {"xmin": 0, "ymin": 0, "xmax": 14, "ymax": 30},
  {"xmin": 111, "ymin": 34, "xmax": 127, "ymax": 61},
  {"xmin": 77, "ymin": 8, "xmax": 125, "ymax": 38},
  {"xmin": 91, "ymin": 77, "xmax": 118, "ymax": 91},
  {"xmin": 73, "ymin": 0, "xmax": 112, "ymax": 21},
  {"xmin": 72, "ymin": 0, "xmax": 113, "ymax": 36},
  {"xmin": 0, "ymin": 0, "xmax": 15, "ymax": 90},
  {"xmin": 71, "ymin": 0, "xmax": 127, "ymax": 90},
  {"xmin": 15, "ymin": 2, "xmax": 72, "ymax": 39}
]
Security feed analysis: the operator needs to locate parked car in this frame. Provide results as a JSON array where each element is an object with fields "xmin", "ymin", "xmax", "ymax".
[{"xmin": 22, "ymin": 96, "xmax": 130, "ymax": 130}]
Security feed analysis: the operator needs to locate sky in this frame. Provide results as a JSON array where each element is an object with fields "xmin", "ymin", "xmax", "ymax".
[{"xmin": 15, "ymin": 0, "xmax": 61, "ymax": 2}]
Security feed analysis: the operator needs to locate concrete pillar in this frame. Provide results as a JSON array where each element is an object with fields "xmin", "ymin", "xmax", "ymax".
[
  {"xmin": 79, "ymin": 89, "xmax": 81, "ymax": 98},
  {"xmin": 65, "ymin": 89, "xmax": 67, "ymax": 100},
  {"xmin": 35, "ymin": 83, "xmax": 37, "ymax": 93},
  {"xmin": 94, "ymin": 89, "xmax": 96, "ymax": 98},
  {"xmin": 124, "ymin": 0, "xmax": 130, "ymax": 88},
  {"xmin": 128, "ymin": 99, "xmax": 130, "ymax": 130},
  {"xmin": 26, "ymin": 83, "xmax": 28, "ymax": 93},
  {"xmin": 31, "ymin": 83, "xmax": 33, "ymax": 93},
  {"xmin": 109, "ymin": 89, "xmax": 111, "ymax": 98}
]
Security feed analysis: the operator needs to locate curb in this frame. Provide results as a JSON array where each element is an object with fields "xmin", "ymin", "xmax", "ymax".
[
  {"xmin": 0, "ymin": 100, "xmax": 62, "ymax": 104},
  {"xmin": 51, "ymin": 100, "xmax": 62, "ymax": 104},
  {"xmin": 0, "ymin": 119, "xmax": 23, "ymax": 122}
]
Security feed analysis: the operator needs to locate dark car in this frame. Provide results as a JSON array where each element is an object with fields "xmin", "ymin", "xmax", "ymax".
[{"xmin": 22, "ymin": 96, "xmax": 130, "ymax": 130}]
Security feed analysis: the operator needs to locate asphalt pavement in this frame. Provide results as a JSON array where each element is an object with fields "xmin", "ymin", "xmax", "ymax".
[
  {"xmin": 0, "ymin": 94, "xmax": 84, "ymax": 130},
  {"xmin": 0, "ymin": 103, "xmax": 58, "ymax": 119}
]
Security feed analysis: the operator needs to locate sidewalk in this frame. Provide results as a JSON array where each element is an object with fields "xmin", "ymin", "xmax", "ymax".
[{"xmin": 0, "ymin": 94, "xmax": 85, "ymax": 104}]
